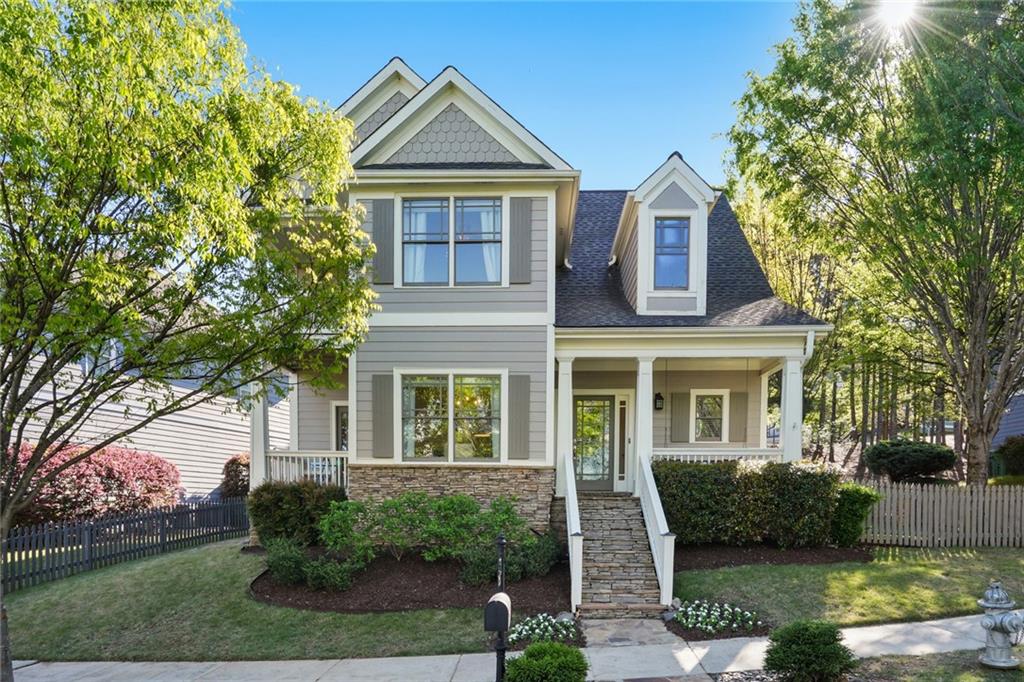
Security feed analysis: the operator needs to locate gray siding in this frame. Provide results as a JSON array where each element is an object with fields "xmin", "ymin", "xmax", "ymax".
[
  {"xmin": 356, "ymin": 326, "xmax": 548, "ymax": 461},
  {"xmin": 994, "ymin": 394, "xmax": 1024, "ymax": 449},
  {"xmin": 358, "ymin": 197, "xmax": 548, "ymax": 313},
  {"xmin": 653, "ymin": 371, "xmax": 762, "ymax": 448},
  {"xmin": 355, "ymin": 91, "xmax": 409, "ymax": 142},
  {"xmin": 294, "ymin": 368, "xmax": 348, "ymax": 451},
  {"xmin": 384, "ymin": 104, "xmax": 519, "ymax": 165},
  {"xmin": 620, "ymin": 220, "xmax": 639, "ymax": 309},
  {"xmin": 650, "ymin": 181, "xmax": 699, "ymax": 210}
]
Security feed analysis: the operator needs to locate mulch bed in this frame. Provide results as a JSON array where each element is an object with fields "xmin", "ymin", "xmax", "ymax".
[
  {"xmin": 664, "ymin": 618, "xmax": 772, "ymax": 642},
  {"xmin": 675, "ymin": 544, "xmax": 873, "ymax": 571},
  {"xmin": 250, "ymin": 554, "xmax": 571, "ymax": 614}
]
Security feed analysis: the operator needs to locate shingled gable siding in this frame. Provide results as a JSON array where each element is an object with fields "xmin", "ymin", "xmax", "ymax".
[
  {"xmin": 354, "ymin": 91, "xmax": 410, "ymax": 143},
  {"xmin": 355, "ymin": 326, "xmax": 548, "ymax": 462},
  {"xmin": 384, "ymin": 103, "xmax": 519, "ymax": 165},
  {"xmin": 356, "ymin": 196, "xmax": 548, "ymax": 313}
]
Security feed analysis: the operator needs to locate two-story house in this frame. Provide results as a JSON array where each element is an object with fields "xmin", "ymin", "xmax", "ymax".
[{"xmin": 247, "ymin": 58, "xmax": 829, "ymax": 616}]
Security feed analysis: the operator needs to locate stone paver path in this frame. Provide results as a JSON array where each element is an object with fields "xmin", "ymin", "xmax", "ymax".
[{"xmin": 10, "ymin": 614, "xmax": 997, "ymax": 681}]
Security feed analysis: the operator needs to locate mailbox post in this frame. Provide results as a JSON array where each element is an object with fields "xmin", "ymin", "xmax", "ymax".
[{"xmin": 484, "ymin": 534, "xmax": 511, "ymax": 681}]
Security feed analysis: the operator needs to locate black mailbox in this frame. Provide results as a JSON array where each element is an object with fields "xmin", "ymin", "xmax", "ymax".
[{"xmin": 484, "ymin": 592, "xmax": 511, "ymax": 632}]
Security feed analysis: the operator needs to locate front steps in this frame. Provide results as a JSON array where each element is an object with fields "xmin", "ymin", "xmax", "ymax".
[{"xmin": 578, "ymin": 493, "xmax": 663, "ymax": 618}]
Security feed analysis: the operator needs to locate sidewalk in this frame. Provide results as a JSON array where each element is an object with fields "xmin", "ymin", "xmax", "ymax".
[{"xmin": 11, "ymin": 614, "xmax": 991, "ymax": 681}]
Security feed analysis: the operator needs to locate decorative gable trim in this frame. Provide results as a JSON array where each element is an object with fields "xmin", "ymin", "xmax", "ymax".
[
  {"xmin": 338, "ymin": 57, "xmax": 426, "ymax": 136},
  {"xmin": 353, "ymin": 67, "xmax": 572, "ymax": 171},
  {"xmin": 355, "ymin": 91, "xmax": 410, "ymax": 142}
]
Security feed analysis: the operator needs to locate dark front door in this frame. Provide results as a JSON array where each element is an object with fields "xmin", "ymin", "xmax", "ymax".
[{"xmin": 573, "ymin": 395, "xmax": 615, "ymax": 491}]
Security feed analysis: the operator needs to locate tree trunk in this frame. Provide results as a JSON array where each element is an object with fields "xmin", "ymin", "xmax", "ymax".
[
  {"xmin": 829, "ymin": 376, "xmax": 837, "ymax": 463},
  {"xmin": 848, "ymin": 364, "xmax": 858, "ymax": 439},
  {"xmin": 936, "ymin": 381, "xmax": 946, "ymax": 446},
  {"xmin": 964, "ymin": 409, "xmax": 995, "ymax": 486}
]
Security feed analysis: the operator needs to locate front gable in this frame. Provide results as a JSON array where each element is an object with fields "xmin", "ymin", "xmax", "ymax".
[
  {"xmin": 381, "ymin": 102, "xmax": 520, "ymax": 166},
  {"xmin": 339, "ymin": 58, "xmax": 426, "ymax": 143}
]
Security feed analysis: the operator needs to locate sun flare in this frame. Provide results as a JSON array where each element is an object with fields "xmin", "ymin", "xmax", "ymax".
[{"xmin": 876, "ymin": 0, "xmax": 917, "ymax": 30}]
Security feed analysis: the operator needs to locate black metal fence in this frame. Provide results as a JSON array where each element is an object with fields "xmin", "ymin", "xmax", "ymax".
[{"xmin": 1, "ymin": 498, "xmax": 249, "ymax": 593}]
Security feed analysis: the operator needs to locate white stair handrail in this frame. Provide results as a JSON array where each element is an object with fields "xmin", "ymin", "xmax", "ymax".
[
  {"xmin": 637, "ymin": 452, "xmax": 676, "ymax": 606},
  {"xmin": 561, "ymin": 450, "xmax": 584, "ymax": 612}
]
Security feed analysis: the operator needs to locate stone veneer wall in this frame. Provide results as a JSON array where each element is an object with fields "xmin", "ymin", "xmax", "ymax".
[
  {"xmin": 347, "ymin": 465, "xmax": 556, "ymax": 531},
  {"xmin": 549, "ymin": 497, "xmax": 567, "ymax": 550}
]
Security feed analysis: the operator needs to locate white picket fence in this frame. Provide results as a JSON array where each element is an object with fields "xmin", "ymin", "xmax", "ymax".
[{"xmin": 862, "ymin": 481, "xmax": 1024, "ymax": 548}]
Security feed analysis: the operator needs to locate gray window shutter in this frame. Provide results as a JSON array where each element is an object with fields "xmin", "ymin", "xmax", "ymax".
[
  {"xmin": 508, "ymin": 374, "xmax": 531, "ymax": 459},
  {"xmin": 509, "ymin": 197, "xmax": 532, "ymax": 284},
  {"xmin": 371, "ymin": 199, "xmax": 394, "ymax": 284},
  {"xmin": 372, "ymin": 374, "xmax": 393, "ymax": 459},
  {"xmin": 729, "ymin": 392, "xmax": 748, "ymax": 444},
  {"xmin": 670, "ymin": 392, "xmax": 689, "ymax": 443}
]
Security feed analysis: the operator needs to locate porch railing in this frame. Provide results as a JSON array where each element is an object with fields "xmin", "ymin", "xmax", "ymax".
[
  {"xmin": 561, "ymin": 450, "xmax": 584, "ymax": 612},
  {"xmin": 637, "ymin": 452, "xmax": 676, "ymax": 606},
  {"xmin": 652, "ymin": 448, "xmax": 782, "ymax": 464},
  {"xmin": 265, "ymin": 451, "xmax": 349, "ymax": 490}
]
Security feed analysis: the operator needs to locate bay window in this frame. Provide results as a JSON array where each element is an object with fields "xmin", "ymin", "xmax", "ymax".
[
  {"xmin": 401, "ymin": 197, "xmax": 502, "ymax": 286},
  {"xmin": 400, "ymin": 371, "xmax": 503, "ymax": 461}
]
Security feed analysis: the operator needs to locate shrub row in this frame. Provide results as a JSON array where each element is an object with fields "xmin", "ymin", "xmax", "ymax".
[
  {"xmin": 864, "ymin": 439, "xmax": 956, "ymax": 482},
  {"xmin": 248, "ymin": 481, "xmax": 347, "ymax": 545},
  {"xmin": 652, "ymin": 461, "xmax": 877, "ymax": 548},
  {"xmin": 263, "ymin": 538, "xmax": 357, "ymax": 591}
]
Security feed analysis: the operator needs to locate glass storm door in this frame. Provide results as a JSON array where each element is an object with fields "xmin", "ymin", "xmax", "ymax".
[{"xmin": 573, "ymin": 396, "xmax": 615, "ymax": 491}]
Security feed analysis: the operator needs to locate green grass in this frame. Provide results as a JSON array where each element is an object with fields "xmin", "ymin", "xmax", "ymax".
[
  {"xmin": 674, "ymin": 546, "xmax": 1024, "ymax": 628},
  {"xmin": 6, "ymin": 540, "xmax": 486, "ymax": 661},
  {"xmin": 858, "ymin": 648, "xmax": 1024, "ymax": 681}
]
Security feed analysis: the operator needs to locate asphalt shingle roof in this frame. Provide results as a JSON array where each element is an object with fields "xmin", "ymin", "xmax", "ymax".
[{"xmin": 555, "ymin": 190, "xmax": 826, "ymax": 328}]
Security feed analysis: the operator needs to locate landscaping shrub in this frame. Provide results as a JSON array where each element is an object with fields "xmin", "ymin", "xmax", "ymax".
[
  {"xmin": 864, "ymin": 439, "xmax": 956, "ymax": 482},
  {"xmin": 370, "ymin": 491, "xmax": 431, "ymax": 560},
  {"xmin": 989, "ymin": 474, "xmax": 1024, "ymax": 486},
  {"xmin": 319, "ymin": 500, "xmax": 376, "ymax": 565},
  {"xmin": 652, "ymin": 460, "xmax": 739, "ymax": 544},
  {"xmin": 220, "ymin": 453, "xmax": 250, "ymax": 498},
  {"xmin": 993, "ymin": 435, "xmax": 1024, "ymax": 476},
  {"xmin": 653, "ymin": 460, "xmax": 840, "ymax": 547},
  {"xmin": 421, "ymin": 494, "xmax": 482, "ymax": 561},
  {"xmin": 248, "ymin": 481, "xmax": 346, "ymax": 545},
  {"xmin": 460, "ymin": 531, "xmax": 562, "ymax": 586},
  {"xmin": 303, "ymin": 557, "xmax": 355, "ymax": 591},
  {"xmin": 830, "ymin": 483, "xmax": 882, "ymax": 547},
  {"xmin": 264, "ymin": 537, "xmax": 307, "ymax": 584},
  {"xmin": 478, "ymin": 496, "xmax": 531, "ymax": 545},
  {"xmin": 763, "ymin": 620, "xmax": 857, "ymax": 682},
  {"xmin": 9, "ymin": 443, "xmax": 181, "ymax": 525},
  {"xmin": 505, "ymin": 641, "xmax": 588, "ymax": 682}
]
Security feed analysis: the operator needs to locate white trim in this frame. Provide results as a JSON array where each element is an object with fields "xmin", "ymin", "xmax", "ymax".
[
  {"xmin": 545, "ymin": 323, "xmax": 556, "ymax": 466},
  {"xmin": 648, "ymin": 209, "xmax": 697, "ymax": 297},
  {"xmin": 348, "ymin": 351, "xmax": 358, "ymax": 458},
  {"xmin": 558, "ymin": 348, "xmax": 810, "ymax": 359},
  {"xmin": 353, "ymin": 67, "xmax": 572, "ymax": 171},
  {"xmin": 338, "ymin": 57, "xmax": 425, "ymax": 119},
  {"xmin": 329, "ymin": 399, "xmax": 350, "ymax": 453},
  {"xmin": 635, "ymin": 154, "xmax": 715, "ymax": 204},
  {"xmin": 689, "ymin": 389, "xmax": 730, "ymax": 444},
  {"xmin": 555, "ymin": 326, "xmax": 833, "ymax": 338},
  {"xmin": 288, "ymin": 371, "xmax": 299, "ymax": 451},
  {"xmin": 392, "ymin": 367, "xmax": 509, "ymax": 464},
  {"xmin": 369, "ymin": 312, "xmax": 549, "ymax": 327}
]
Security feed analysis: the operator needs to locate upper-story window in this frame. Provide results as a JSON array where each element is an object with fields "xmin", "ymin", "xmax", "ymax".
[
  {"xmin": 653, "ymin": 217, "xmax": 690, "ymax": 289},
  {"xmin": 402, "ymin": 197, "xmax": 502, "ymax": 286}
]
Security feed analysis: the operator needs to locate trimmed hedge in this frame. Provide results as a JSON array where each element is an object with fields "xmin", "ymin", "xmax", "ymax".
[
  {"xmin": 505, "ymin": 641, "xmax": 587, "ymax": 682},
  {"xmin": 652, "ymin": 460, "xmax": 842, "ymax": 548},
  {"xmin": 831, "ymin": 483, "xmax": 882, "ymax": 547},
  {"xmin": 248, "ymin": 481, "xmax": 346, "ymax": 545},
  {"xmin": 864, "ymin": 439, "xmax": 956, "ymax": 482},
  {"xmin": 764, "ymin": 620, "xmax": 857, "ymax": 682},
  {"xmin": 994, "ymin": 435, "xmax": 1024, "ymax": 476}
]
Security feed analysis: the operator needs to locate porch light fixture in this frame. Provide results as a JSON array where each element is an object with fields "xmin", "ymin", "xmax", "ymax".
[{"xmin": 654, "ymin": 392, "xmax": 665, "ymax": 411}]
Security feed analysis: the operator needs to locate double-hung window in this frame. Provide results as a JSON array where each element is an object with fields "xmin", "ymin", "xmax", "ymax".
[
  {"xmin": 401, "ymin": 197, "xmax": 502, "ymax": 286},
  {"xmin": 400, "ymin": 372, "xmax": 502, "ymax": 461},
  {"xmin": 690, "ymin": 390, "xmax": 729, "ymax": 443},
  {"xmin": 653, "ymin": 217, "xmax": 690, "ymax": 289}
]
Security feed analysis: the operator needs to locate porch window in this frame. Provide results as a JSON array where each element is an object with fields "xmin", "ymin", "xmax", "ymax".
[
  {"xmin": 690, "ymin": 389, "xmax": 729, "ymax": 443},
  {"xmin": 653, "ymin": 217, "xmax": 690, "ymax": 289},
  {"xmin": 401, "ymin": 372, "xmax": 502, "ymax": 461}
]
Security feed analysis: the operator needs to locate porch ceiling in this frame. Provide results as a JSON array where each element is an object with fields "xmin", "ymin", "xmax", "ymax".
[{"xmin": 572, "ymin": 357, "xmax": 778, "ymax": 372}]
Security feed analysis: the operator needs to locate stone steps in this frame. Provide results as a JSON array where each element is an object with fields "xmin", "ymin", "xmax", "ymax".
[{"xmin": 577, "ymin": 493, "xmax": 662, "ymax": 619}]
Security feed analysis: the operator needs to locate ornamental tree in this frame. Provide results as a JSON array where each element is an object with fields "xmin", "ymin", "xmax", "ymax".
[
  {"xmin": 0, "ymin": 2, "xmax": 374, "ymax": 666},
  {"xmin": 731, "ymin": 0, "xmax": 1024, "ymax": 483}
]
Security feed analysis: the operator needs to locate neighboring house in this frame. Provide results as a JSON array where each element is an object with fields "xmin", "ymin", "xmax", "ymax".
[
  {"xmin": 248, "ymin": 58, "xmax": 830, "ymax": 615},
  {"xmin": 993, "ymin": 393, "xmax": 1024, "ymax": 451}
]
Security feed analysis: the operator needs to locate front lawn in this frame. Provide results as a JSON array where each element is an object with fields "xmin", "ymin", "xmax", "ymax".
[
  {"xmin": 857, "ymin": 648, "xmax": 1024, "ymax": 681},
  {"xmin": 675, "ymin": 546, "xmax": 1024, "ymax": 628},
  {"xmin": 5, "ymin": 540, "xmax": 485, "ymax": 661}
]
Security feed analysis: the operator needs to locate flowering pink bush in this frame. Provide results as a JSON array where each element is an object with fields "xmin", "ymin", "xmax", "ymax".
[{"xmin": 7, "ymin": 443, "xmax": 182, "ymax": 525}]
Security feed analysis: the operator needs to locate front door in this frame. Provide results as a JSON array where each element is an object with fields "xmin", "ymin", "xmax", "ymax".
[{"xmin": 573, "ymin": 395, "xmax": 615, "ymax": 491}]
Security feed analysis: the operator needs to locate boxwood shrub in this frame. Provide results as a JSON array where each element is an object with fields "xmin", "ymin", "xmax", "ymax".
[
  {"xmin": 864, "ymin": 439, "xmax": 956, "ymax": 482},
  {"xmin": 831, "ymin": 483, "xmax": 882, "ymax": 547},
  {"xmin": 763, "ymin": 620, "xmax": 857, "ymax": 682},
  {"xmin": 248, "ymin": 480, "xmax": 346, "ymax": 545},
  {"xmin": 652, "ymin": 460, "xmax": 841, "ymax": 548},
  {"xmin": 505, "ymin": 641, "xmax": 587, "ymax": 682}
]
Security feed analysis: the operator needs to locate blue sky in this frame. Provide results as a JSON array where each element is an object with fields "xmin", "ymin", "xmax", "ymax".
[{"xmin": 231, "ymin": 2, "xmax": 799, "ymax": 189}]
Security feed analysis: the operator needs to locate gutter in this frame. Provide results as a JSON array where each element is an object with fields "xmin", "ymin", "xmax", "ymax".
[{"xmin": 554, "ymin": 325, "xmax": 833, "ymax": 339}]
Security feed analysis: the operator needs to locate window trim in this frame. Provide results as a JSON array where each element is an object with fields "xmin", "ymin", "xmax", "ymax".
[
  {"xmin": 648, "ymin": 208, "xmax": 696, "ymax": 297},
  {"xmin": 329, "ymin": 400, "xmax": 349, "ymax": 453},
  {"xmin": 395, "ymin": 193, "xmax": 510, "ymax": 289},
  {"xmin": 688, "ymin": 389, "xmax": 730, "ymax": 444},
  {"xmin": 652, "ymin": 215, "xmax": 691, "ymax": 291},
  {"xmin": 392, "ymin": 367, "xmax": 509, "ymax": 464}
]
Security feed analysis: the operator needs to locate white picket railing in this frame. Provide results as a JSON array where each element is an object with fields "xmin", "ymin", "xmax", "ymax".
[
  {"xmin": 265, "ymin": 451, "xmax": 349, "ymax": 490},
  {"xmin": 637, "ymin": 452, "xmax": 675, "ymax": 606},
  {"xmin": 651, "ymin": 448, "xmax": 782, "ymax": 464},
  {"xmin": 562, "ymin": 450, "xmax": 584, "ymax": 612}
]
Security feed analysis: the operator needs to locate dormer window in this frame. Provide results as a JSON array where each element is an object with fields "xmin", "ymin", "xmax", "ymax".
[
  {"xmin": 401, "ymin": 197, "xmax": 502, "ymax": 286},
  {"xmin": 653, "ymin": 217, "xmax": 690, "ymax": 290}
]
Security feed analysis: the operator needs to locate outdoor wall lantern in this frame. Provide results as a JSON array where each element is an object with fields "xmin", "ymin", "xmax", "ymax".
[
  {"xmin": 484, "ymin": 534, "xmax": 512, "ymax": 681},
  {"xmin": 654, "ymin": 392, "xmax": 665, "ymax": 411},
  {"xmin": 977, "ymin": 580, "xmax": 1023, "ymax": 670}
]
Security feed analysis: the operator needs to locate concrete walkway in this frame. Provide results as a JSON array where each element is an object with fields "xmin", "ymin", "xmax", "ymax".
[{"xmin": 11, "ymin": 614, "xmax": 993, "ymax": 681}]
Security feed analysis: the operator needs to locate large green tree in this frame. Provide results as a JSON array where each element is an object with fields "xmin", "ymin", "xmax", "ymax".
[
  {"xmin": 0, "ymin": 1, "xmax": 374, "ymax": 668},
  {"xmin": 731, "ymin": 0, "xmax": 1024, "ymax": 484}
]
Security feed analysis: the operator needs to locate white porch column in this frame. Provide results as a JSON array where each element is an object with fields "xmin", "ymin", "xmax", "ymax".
[
  {"xmin": 634, "ymin": 357, "xmax": 654, "ymax": 494},
  {"xmin": 555, "ymin": 357, "xmax": 574, "ymax": 497},
  {"xmin": 249, "ymin": 382, "xmax": 268, "ymax": 489},
  {"xmin": 780, "ymin": 358, "xmax": 804, "ymax": 462}
]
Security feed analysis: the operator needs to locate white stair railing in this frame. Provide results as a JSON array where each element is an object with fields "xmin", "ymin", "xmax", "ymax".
[
  {"xmin": 561, "ymin": 450, "xmax": 584, "ymax": 612},
  {"xmin": 637, "ymin": 452, "xmax": 676, "ymax": 606}
]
